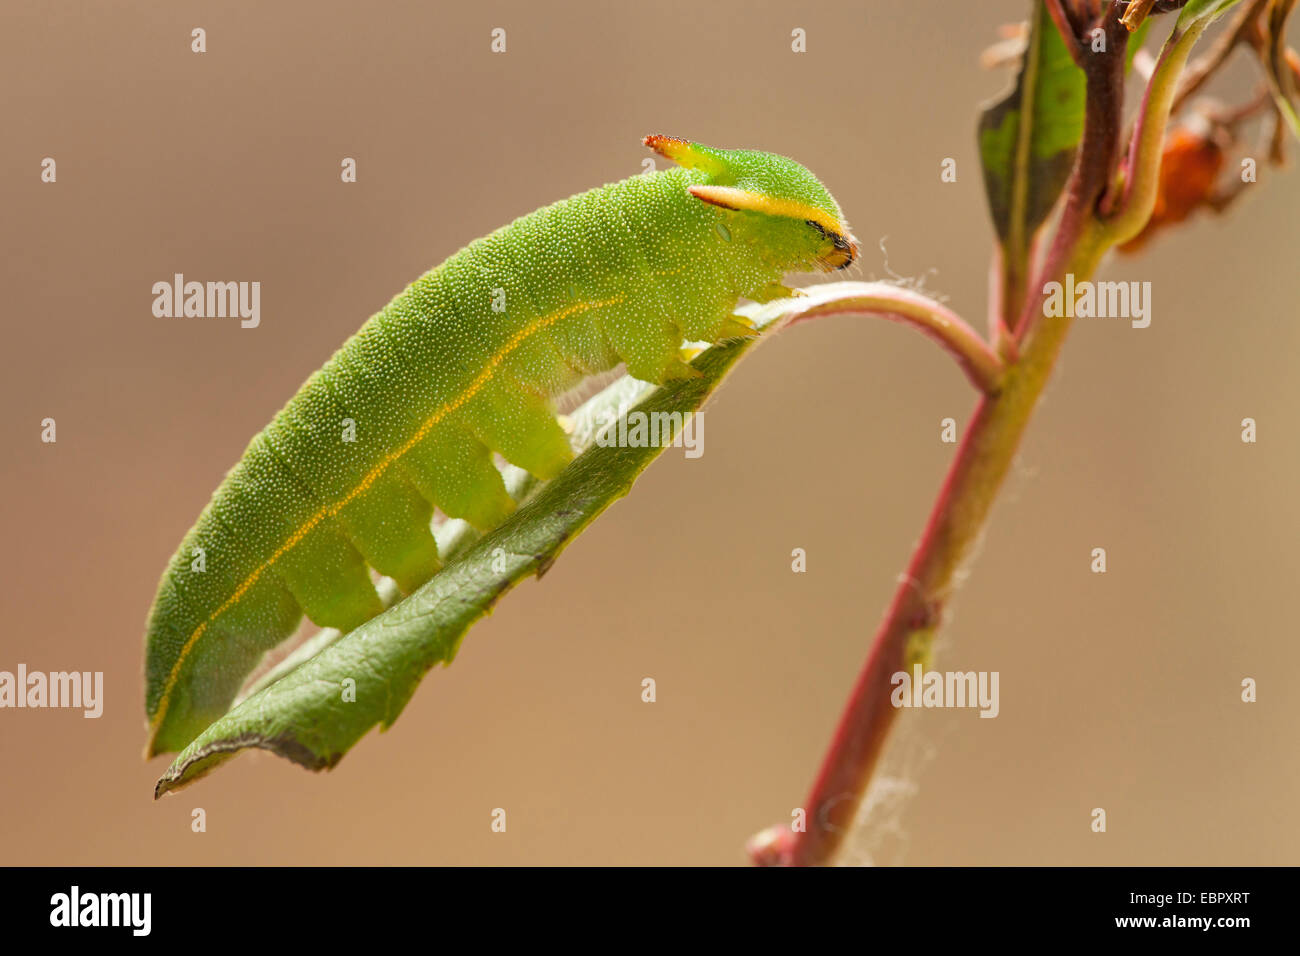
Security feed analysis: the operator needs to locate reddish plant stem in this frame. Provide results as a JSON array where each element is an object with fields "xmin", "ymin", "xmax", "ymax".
[
  {"xmin": 774, "ymin": 284, "xmax": 1006, "ymax": 395},
  {"xmin": 750, "ymin": 294, "xmax": 1091, "ymax": 867},
  {"xmin": 750, "ymin": 4, "xmax": 1134, "ymax": 869}
]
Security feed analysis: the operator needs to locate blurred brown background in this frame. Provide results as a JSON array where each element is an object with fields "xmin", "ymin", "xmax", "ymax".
[{"xmin": 1, "ymin": 0, "xmax": 1297, "ymax": 865}]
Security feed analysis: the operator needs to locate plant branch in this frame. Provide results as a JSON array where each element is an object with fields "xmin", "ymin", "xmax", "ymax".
[
  {"xmin": 749, "ymin": 0, "xmax": 1138, "ymax": 868},
  {"xmin": 747, "ymin": 0, "xmax": 1240, "ymax": 869},
  {"xmin": 749, "ymin": 284, "xmax": 1085, "ymax": 867},
  {"xmin": 751, "ymin": 238, "xmax": 1113, "ymax": 869},
  {"xmin": 1046, "ymin": 0, "xmax": 1089, "ymax": 65},
  {"xmin": 750, "ymin": 283, "xmax": 1004, "ymax": 395},
  {"xmin": 1103, "ymin": 14, "xmax": 1221, "ymax": 244}
]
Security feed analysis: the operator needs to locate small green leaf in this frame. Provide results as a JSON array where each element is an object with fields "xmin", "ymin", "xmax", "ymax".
[
  {"xmin": 978, "ymin": 1, "xmax": 1087, "ymax": 318},
  {"xmin": 978, "ymin": 3, "xmax": 1086, "ymax": 248}
]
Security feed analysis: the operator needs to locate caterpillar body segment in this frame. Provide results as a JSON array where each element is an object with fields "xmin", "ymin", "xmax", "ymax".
[{"xmin": 144, "ymin": 135, "xmax": 857, "ymax": 755}]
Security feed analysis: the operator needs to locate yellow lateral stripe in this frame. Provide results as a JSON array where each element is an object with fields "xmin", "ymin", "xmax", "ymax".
[
  {"xmin": 749, "ymin": 196, "xmax": 844, "ymax": 237},
  {"xmin": 687, "ymin": 185, "xmax": 845, "ymax": 239},
  {"xmin": 151, "ymin": 294, "xmax": 625, "ymax": 733}
]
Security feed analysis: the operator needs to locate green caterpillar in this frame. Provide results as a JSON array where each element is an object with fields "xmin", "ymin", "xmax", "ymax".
[{"xmin": 144, "ymin": 135, "xmax": 857, "ymax": 755}]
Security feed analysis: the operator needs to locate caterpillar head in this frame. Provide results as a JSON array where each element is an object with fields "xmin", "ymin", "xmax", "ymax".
[{"xmin": 643, "ymin": 134, "xmax": 858, "ymax": 272}]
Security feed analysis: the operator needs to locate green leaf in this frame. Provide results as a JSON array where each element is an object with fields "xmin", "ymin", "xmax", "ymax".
[
  {"xmin": 977, "ymin": 1, "xmax": 1087, "ymax": 316},
  {"xmin": 154, "ymin": 302, "xmax": 791, "ymax": 796}
]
